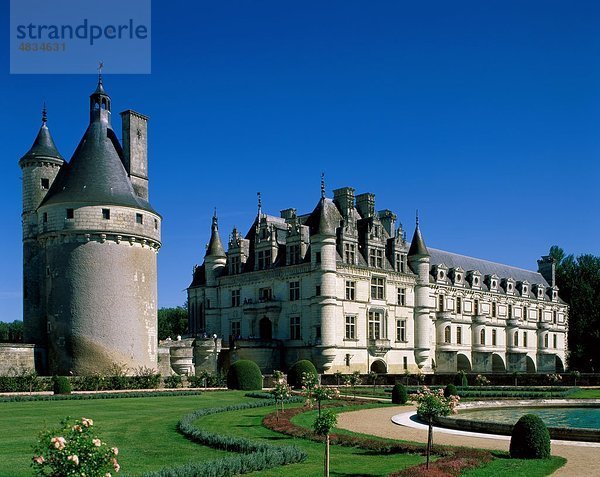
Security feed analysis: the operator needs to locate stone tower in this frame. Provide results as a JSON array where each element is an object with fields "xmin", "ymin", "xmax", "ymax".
[
  {"xmin": 408, "ymin": 217, "xmax": 432, "ymax": 369},
  {"xmin": 20, "ymin": 77, "xmax": 162, "ymax": 375}
]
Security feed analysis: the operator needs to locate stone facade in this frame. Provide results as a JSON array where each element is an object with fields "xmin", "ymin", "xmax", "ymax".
[
  {"xmin": 18, "ymin": 79, "xmax": 161, "ymax": 375},
  {"xmin": 187, "ymin": 186, "xmax": 568, "ymax": 375}
]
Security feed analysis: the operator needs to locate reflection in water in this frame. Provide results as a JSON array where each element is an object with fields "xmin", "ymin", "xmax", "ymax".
[{"xmin": 459, "ymin": 407, "xmax": 600, "ymax": 430}]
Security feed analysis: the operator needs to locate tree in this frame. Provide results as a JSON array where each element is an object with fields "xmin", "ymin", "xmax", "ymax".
[
  {"xmin": 157, "ymin": 306, "xmax": 188, "ymax": 341},
  {"xmin": 0, "ymin": 320, "xmax": 24, "ymax": 343},
  {"xmin": 270, "ymin": 371, "xmax": 291, "ymax": 421},
  {"xmin": 414, "ymin": 386, "xmax": 460, "ymax": 469},
  {"xmin": 550, "ymin": 246, "xmax": 600, "ymax": 371},
  {"xmin": 313, "ymin": 410, "xmax": 337, "ymax": 477}
]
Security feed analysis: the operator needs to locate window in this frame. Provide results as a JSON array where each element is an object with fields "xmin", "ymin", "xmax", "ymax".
[
  {"xmin": 457, "ymin": 326, "xmax": 462, "ymax": 344},
  {"xmin": 539, "ymin": 308, "xmax": 543, "ymax": 322},
  {"xmin": 523, "ymin": 332, "xmax": 528, "ymax": 347},
  {"xmin": 231, "ymin": 289, "xmax": 240, "ymax": 307},
  {"xmin": 480, "ymin": 329, "xmax": 486, "ymax": 345},
  {"xmin": 553, "ymin": 334, "xmax": 557, "ymax": 348},
  {"xmin": 315, "ymin": 252, "xmax": 321, "ymax": 263},
  {"xmin": 544, "ymin": 334, "xmax": 549, "ymax": 348},
  {"xmin": 43, "ymin": 212, "xmax": 48, "ymax": 223},
  {"xmin": 345, "ymin": 315, "xmax": 356, "ymax": 340},
  {"xmin": 403, "ymin": 356, "xmax": 408, "ymax": 370},
  {"xmin": 257, "ymin": 249, "xmax": 271, "ymax": 270},
  {"xmin": 345, "ymin": 281, "xmax": 356, "ymax": 301},
  {"xmin": 315, "ymin": 285, "xmax": 321, "ymax": 296},
  {"xmin": 523, "ymin": 306, "xmax": 528, "ymax": 321},
  {"xmin": 154, "ymin": 218, "xmax": 158, "ymax": 230},
  {"xmin": 492, "ymin": 329, "xmax": 497, "ymax": 346},
  {"xmin": 259, "ymin": 287, "xmax": 272, "ymax": 301},
  {"xmin": 66, "ymin": 208, "xmax": 74, "ymax": 219},
  {"xmin": 370, "ymin": 277, "xmax": 385, "ymax": 300},
  {"xmin": 491, "ymin": 302, "xmax": 496, "ymax": 317},
  {"xmin": 514, "ymin": 331, "xmax": 519, "ymax": 347},
  {"xmin": 136, "ymin": 213, "xmax": 143, "ymax": 224},
  {"xmin": 553, "ymin": 311, "xmax": 557, "ymax": 324},
  {"xmin": 438, "ymin": 294, "xmax": 444, "ymax": 312},
  {"xmin": 230, "ymin": 256, "xmax": 241, "ymax": 275},
  {"xmin": 397, "ymin": 287, "xmax": 406, "ymax": 306},
  {"xmin": 369, "ymin": 248, "xmax": 383, "ymax": 268},
  {"xmin": 396, "ymin": 319, "xmax": 406, "ymax": 342},
  {"xmin": 41, "ymin": 178, "xmax": 49, "ymax": 189},
  {"xmin": 289, "ymin": 281, "xmax": 300, "ymax": 301},
  {"xmin": 508, "ymin": 304, "xmax": 513, "ymax": 319},
  {"xmin": 368, "ymin": 310, "xmax": 384, "ymax": 339},
  {"xmin": 344, "ymin": 243, "xmax": 356, "ymax": 264},
  {"xmin": 523, "ymin": 285, "xmax": 528, "ymax": 295},
  {"xmin": 456, "ymin": 296, "xmax": 462, "ymax": 313},
  {"xmin": 288, "ymin": 244, "xmax": 301, "ymax": 265},
  {"xmin": 102, "ymin": 208, "xmax": 110, "ymax": 220},
  {"xmin": 444, "ymin": 326, "xmax": 451, "ymax": 343},
  {"xmin": 474, "ymin": 299, "xmax": 479, "ymax": 315},
  {"xmin": 231, "ymin": 320, "xmax": 241, "ymax": 338},
  {"xmin": 394, "ymin": 253, "xmax": 406, "ymax": 273},
  {"xmin": 290, "ymin": 316, "xmax": 301, "ymax": 340},
  {"xmin": 315, "ymin": 325, "xmax": 321, "ymax": 340}
]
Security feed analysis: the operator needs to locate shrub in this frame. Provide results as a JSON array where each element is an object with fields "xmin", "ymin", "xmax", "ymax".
[
  {"xmin": 163, "ymin": 375, "xmax": 183, "ymax": 389},
  {"xmin": 509, "ymin": 414, "xmax": 551, "ymax": 459},
  {"xmin": 392, "ymin": 384, "xmax": 408, "ymax": 404},
  {"xmin": 227, "ymin": 360, "xmax": 263, "ymax": 390},
  {"xmin": 455, "ymin": 371, "xmax": 469, "ymax": 387},
  {"xmin": 52, "ymin": 376, "xmax": 72, "ymax": 395},
  {"xmin": 443, "ymin": 384, "xmax": 458, "ymax": 398},
  {"xmin": 287, "ymin": 360, "xmax": 318, "ymax": 389}
]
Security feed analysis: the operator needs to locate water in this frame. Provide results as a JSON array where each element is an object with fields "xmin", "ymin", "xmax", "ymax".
[{"xmin": 459, "ymin": 407, "xmax": 600, "ymax": 430}]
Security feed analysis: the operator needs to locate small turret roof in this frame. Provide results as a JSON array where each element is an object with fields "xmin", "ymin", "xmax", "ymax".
[
  {"xmin": 206, "ymin": 212, "xmax": 226, "ymax": 257},
  {"xmin": 304, "ymin": 198, "xmax": 342, "ymax": 236},
  {"xmin": 408, "ymin": 223, "xmax": 429, "ymax": 257},
  {"xmin": 19, "ymin": 113, "xmax": 64, "ymax": 166}
]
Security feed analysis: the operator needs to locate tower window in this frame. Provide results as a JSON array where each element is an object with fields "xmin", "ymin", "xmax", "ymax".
[
  {"xmin": 43, "ymin": 212, "xmax": 48, "ymax": 223},
  {"xmin": 66, "ymin": 208, "xmax": 74, "ymax": 219},
  {"xmin": 102, "ymin": 208, "xmax": 111, "ymax": 220},
  {"xmin": 154, "ymin": 218, "xmax": 158, "ymax": 230},
  {"xmin": 40, "ymin": 178, "xmax": 49, "ymax": 190},
  {"xmin": 136, "ymin": 213, "xmax": 143, "ymax": 224},
  {"xmin": 315, "ymin": 252, "xmax": 321, "ymax": 263}
]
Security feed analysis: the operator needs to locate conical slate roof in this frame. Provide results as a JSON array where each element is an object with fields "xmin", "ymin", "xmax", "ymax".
[
  {"xmin": 408, "ymin": 224, "xmax": 429, "ymax": 257},
  {"xmin": 304, "ymin": 198, "xmax": 342, "ymax": 236},
  {"xmin": 206, "ymin": 213, "xmax": 226, "ymax": 257},
  {"xmin": 19, "ymin": 123, "xmax": 64, "ymax": 166}
]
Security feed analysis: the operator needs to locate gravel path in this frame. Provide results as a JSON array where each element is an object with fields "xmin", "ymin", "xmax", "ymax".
[{"xmin": 337, "ymin": 405, "xmax": 600, "ymax": 477}]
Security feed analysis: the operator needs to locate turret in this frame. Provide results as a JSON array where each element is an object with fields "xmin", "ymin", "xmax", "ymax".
[
  {"xmin": 19, "ymin": 106, "xmax": 64, "ymax": 350},
  {"xmin": 89, "ymin": 74, "xmax": 111, "ymax": 124},
  {"xmin": 407, "ymin": 214, "xmax": 432, "ymax": 369},
  {"xmin": 204, "ymin": 210, "xmax": 227, "ymax": 286}
]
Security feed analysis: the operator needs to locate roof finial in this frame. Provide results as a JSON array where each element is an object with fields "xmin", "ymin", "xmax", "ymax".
[
  {"xmin": 320, "ymin": 172, "xmax": 325, "ymax": 199},
  {"xmin": 42, "ymin": 102, "xmax": 47, "ymax": 125},
  {"xmin": 416, "ymin": 209, "xmax": 419, "ymax": 227},
  {"xmin": 212, "ymin": 208, "xmax": 218, "ymax": 229},
  {"xmin": 98, "ymin": 61, "xmax": 104, "ymax": 83},
  {"xmin": 257, "ymin": 192, "xmax": 262, "ymax": 217}
]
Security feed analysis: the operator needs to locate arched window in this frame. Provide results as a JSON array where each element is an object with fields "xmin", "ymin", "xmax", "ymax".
[
  {"xmin": 480, "ymin": 329, "xmax": 486, "ymax": 345},
  {"xmin": 444, "ymin": 326, "xmax": 451, "ymax": 343}
]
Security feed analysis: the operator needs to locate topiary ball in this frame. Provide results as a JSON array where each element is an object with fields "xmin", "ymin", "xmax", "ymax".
[
  {"xmin": 509, "ymin": 414, "xmax": 551, "ymax": 459},
  {"xmin": 287, "ymin": 360, "xmax": 318, "ymax": 389},
  {"xmin": 444, "ymin": 383, "xmax": 458, "ymax": 398},
  {"xmin": 226, "ymin": 360, "xmax": 263, "ymax": 390},
  {"xmin": 391, "ymin": 383, "xmax": 408, "ymax": 404},
  {"xmin": 52, "ymin": 376, "xmax": 72, "ymax": 395}
]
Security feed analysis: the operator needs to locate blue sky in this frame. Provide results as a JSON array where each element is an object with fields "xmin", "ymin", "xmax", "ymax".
[{"xmin": 1, "ymin": 1, "xmax": 599, "ymax": 321}]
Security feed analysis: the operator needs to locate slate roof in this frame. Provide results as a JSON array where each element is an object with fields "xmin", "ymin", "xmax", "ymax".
[
  {"xmin": 303, "ymin": 198, "xmax": 342, "ymax": 235},
  {"xmin": 206, "ymin": 216, "xmax": 226, "ymax": 257},
  {"xmin": 427, "ymin": 247, "xmax": 550, "ymax": 287},
  {"xmin": 408, "ymin": 225, "xmax": 429, "ymax": 257},
  {"xmin": 40, "ymin": 120, "xmax": 156, "ymax": 214},
  {"xmin": 19, "ymin": 124, "xmax": 64, "ymax": 165}
]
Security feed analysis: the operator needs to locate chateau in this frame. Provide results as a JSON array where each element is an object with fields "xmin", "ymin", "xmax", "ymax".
[
  {"xmin": 187, "ymin": 185, "xmax": 567, "ymax": 375},
  {"xmin": 19, "ymin": 77, "xmax": 161, "ymax": 375}
]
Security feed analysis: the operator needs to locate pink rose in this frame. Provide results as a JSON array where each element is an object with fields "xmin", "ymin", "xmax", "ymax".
[
  {"xmin": 33, "ymin": 455, "xmax": 45, "ymax": 464},
  {"xmin": 67, "ymin": 454, "xmax": 79, "ymax": 465},
  {"xmin": 92, "ymin": 438, "xmax": 102, "ymax": 446}
]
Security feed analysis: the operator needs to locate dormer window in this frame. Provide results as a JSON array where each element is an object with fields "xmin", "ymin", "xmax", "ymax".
[
  {"xmin": 344, "ymin": 243, "xmax": 356, "ymax": 265},
  {"xmin": 257, "ymin": 249, "xmax": 271, "ymax": 270},
  {"xmin": 369, "ymin": 248, "xmax": 383, "ymax": 268},
  {"xmin": 41, "ymin": 178, "xmax": 50, "ymax": 190},
  {"xmin": 523, "ymin": 285, "xmax": 528, "ymax": 295},
  {"xmin": 66, "ymin": 208, "xmax": 74, "ymax": 219},
  {"xmin": 288, "ymin": 244, "xmax": 301, "ymax": 265}
]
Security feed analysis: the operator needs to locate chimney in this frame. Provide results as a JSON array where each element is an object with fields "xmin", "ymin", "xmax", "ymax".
[
  {"xmin": 537, "ymin": 255, "xmax": 556, "ymax": 287},
  {"xmin": 333, "ymin": 187, "xmax": 355, "ymax": 218},
  {"xmin": 121, "ymin": 110, "xmax": 149, "ymax": 200},
  {"xmin": 378, "ymin": 209, "xmax": 396, "ymax": 237},
  {"xmin": 355, "ymin": 192, "xmax": 375, "ymax": 218}
]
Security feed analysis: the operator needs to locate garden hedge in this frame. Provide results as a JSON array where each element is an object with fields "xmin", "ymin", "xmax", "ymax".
[
  {"xmin": 287, "ymin": 360, "xmax": 317, "ymax": 389},
  {"xmin": 52, "ymin": 376, "xmax": 72, "ymax": 395},
  {"xmin": 227, "ymin": 360, "xmax": 263, "ymax": 390},
  {"xmin": 391, "ymin": 383, "xmax": 408, "ymax": 404},
  {"xmin": 444, "ymin": 384, "xmax": 458, "ymax": 398},
  {"xmin": 509, "ymin": 414, "xmax": 551, "ymax": 459}
]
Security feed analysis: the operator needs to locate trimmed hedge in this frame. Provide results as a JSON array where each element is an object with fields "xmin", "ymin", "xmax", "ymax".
[
  {"xmin": 287, "ymin": 360, "xmax": 317, "ymax": 389},
  {"xmin": 391, "ymin": 384, "xmax": 408, "ymax": 404},
  {"xmin": 142, "ymin": 397, "xmax": 306, "ymax": 476},
  {"xmin": 227, "ymin": 360, "xmax": 263, "ymax": 390},
  {"xmin": 444, "ymin": 384, "xmax": 458, "ymax": 398},
  {"xmin": 0, "ymin": 390, "xmax": 203, "ymax": 403},
  {"xmin": 510, "ymin": 414, "xmax": 551, "ymax": 459},
  {"xmin": 52, "ymin": 376, "xmax": 72, "ymax": 395}
]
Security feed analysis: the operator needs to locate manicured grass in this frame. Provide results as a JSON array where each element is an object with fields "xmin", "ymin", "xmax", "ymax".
[
  {"xmin": 567, "ymin": 388, "xmax": 600, "ymax": 399},
  {"xmin": 195, "ymin": 402, "xmax": 424, "ymax": 476},
  {"xmin": 462, "ymin": 452, "xmax": 566, "ymax": 477},
  {"xmin": 0, "ymin": 391, "xmax": 250, "ymax": 476}
]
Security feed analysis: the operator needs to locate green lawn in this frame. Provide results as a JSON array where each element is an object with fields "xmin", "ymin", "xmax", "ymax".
[
  {"xmin": 462, "ymin": 452, "xmax": 566, "ymax": 477},
  {"xmin": 567, "ymin": 388, "xmax": 600, "ymax": 399}
]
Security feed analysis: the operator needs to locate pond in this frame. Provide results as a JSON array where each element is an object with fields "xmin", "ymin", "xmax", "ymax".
[{"xmin": 459, "ymin": 406, "xmax": 600, "ymax": 430}]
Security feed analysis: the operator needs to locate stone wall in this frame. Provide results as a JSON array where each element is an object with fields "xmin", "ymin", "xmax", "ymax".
[{"xmin": 0, "ymin": 343, "xmax": 36, "ymax": 375}]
